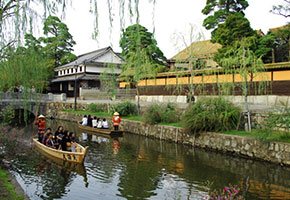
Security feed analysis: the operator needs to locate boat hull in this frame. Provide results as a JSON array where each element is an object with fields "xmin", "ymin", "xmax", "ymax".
[
  {"xmin": 78, "ymin": 124, "xmax": 123, "ymax": 136},
  {"xmin": 33, "ymin": 139, "xmax": 88, "ymax": 163}
]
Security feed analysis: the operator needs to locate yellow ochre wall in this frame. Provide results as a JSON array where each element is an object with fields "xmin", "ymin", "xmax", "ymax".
[{"xmin": 120, "ymin": 70, "xmax": 290, "ymax": 88}]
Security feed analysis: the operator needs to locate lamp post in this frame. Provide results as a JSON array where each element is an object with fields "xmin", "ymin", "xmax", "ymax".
[{"xmin": 74, "ymin": 62, "xmax": 78, "ymax": 111}]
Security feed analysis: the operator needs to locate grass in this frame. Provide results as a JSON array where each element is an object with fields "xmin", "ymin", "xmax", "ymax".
[
  {"xmin": 64, "ymin": 110, "xmax": 112, "ymax": 117},
  {"xmin": 222, "ymin": 129, "xmax": 290, "ymax": 143},
  {"xmin": 0, "ymin": 168, "xmax": 24, "ymax": 200},
  {"xmin": 64, "ymin": 110, "xmax": 182, "ymax": 127},
  {"xmin": 159, "ymin": 122, "xmax": 183, "ymax": 127}
]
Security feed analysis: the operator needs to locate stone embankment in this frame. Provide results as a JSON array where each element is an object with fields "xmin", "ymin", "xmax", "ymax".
[{"xmin": 55, "ymin": 111, "xmax": 290, "ymax": 167}]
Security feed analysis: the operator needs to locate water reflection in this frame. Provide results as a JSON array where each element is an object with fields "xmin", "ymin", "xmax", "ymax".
[{"xmin": 6, "ymin": 120, "xmax": 290, "ymax": 200}]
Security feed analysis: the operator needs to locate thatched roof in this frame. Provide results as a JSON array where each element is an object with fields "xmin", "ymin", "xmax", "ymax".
[
  {"xmin": 269, "ymin": 24, "xmax": 290, "ymax": 32},
  {"xmin": 172, "ymin": 40, "xmax": 222, "ymax": 60}
]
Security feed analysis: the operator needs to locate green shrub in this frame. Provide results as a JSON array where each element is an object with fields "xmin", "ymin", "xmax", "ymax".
[
  {"xmin": 88, "ymin": 103, "xmax": 105, "ymax": 112},
  {"xmin": 0, "ymin": 105, "xmax": 15, "ymax": 125},
  {"xmin": 143, "ymin": 104, "xmax": 163, "ymax": 124},
  {"xmin": 182, "ymin": 97, "xmax": 241, "ymax": 134},
  {"xmin": 111, "ymin": 101, "xmax": 137, "ymax": 116},
  {"xmin": 143, "ymin": 103, "xmax": 180, "ymax": 125},
  {"xmin": 263, "ymin": 102, "xmax": 290, "ymax": 132}
]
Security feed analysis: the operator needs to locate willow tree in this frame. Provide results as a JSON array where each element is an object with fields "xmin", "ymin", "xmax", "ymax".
[
  {"xmin": 271, "ymin": 0, "xmax": 290, "ymax": 18},
  {"xmin": 170, "ymin": 24, "xmax": 207, "ymax": 100},
  {"xmin": 120, "ymin": 23, "xmax": 167, "ymax": 114},
  {"xmin": 219, "ymin": 38, "xmax": 269, "ymax": 132}
]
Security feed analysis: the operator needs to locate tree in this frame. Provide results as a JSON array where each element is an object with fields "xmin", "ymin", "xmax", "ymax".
[
  {"xmin": 219, "ymin": 38, "xmax": 268, "ymax": 132},
  {"xmin": 271, "ymin": 0, "xmax": 290, "ymax": 18},
  {"xmin": 211, "ymin": 13, "xmax": 255, "ymax": 46},
  {"xmin": 270, "ymin": 24, "xmax": 290, "ymax": 63},
  {"xmin": 212, "ymin": 13, "xmax": 256, "ymax": 64},
  {"xmin": 202, "ymin": 0, "xmax": 249, "ymax": 30},
  {"xmin": 120, "ymin": 24, "xmax": 166, "ymax": 67},
  {"xmin": 212, "ymin": 13, "xmax": 274, "ymax": 65},
  {"xmin": 0, "ymin": 1, "xmax": 68, "ymax": 53},
  {"xmin": 41, "ymin": 15, "xmax": 76, "ymax": 67},
  {"xmin": 120, "ymin": 24, "xmax": 167, "ymax": 114}
]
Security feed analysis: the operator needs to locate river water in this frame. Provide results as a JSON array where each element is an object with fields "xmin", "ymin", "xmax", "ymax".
[{"xmin": 5, "ymin": 119, "xmax": 290, "ymax": 200}]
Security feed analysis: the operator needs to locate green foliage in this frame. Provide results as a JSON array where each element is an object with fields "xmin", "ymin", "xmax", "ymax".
[
  {"xmin": 211, "ymin": 13, "xmax": 255, "ymax": 47},
  {"xmin": 264, "ymin": 102, "xmax": 290, "ymax": 132},
  {"xmin": 0, "ymin": 105, "xmax": 15, "ymax": 125},
  {"xmin": 202, "ymin": 0, "xmax": 249, "ymax": 30},
  {"xmin": 211, "ymin": 13, "xmax": 274, "ymax": 63},
  {"xmin": 0, "ymin": 44, "xmax": 53, "ymax": 92},
  {"xmin": 41, "ymin": 15, "xmax": 77, "ymax": 67},
  {"xmin": 143, "ymin": 103, "xmax": 179, "ymax": 125},
  {"xmin": 270, "ymin": 0, "xmax": 290, "ymax": 18},
  {"xmin": 182, "ymin": 97, "xmax": 241, "ymax": 134},
  {"xmin": 120, "ymin": 24, "xmax": 166, "ymax": 66},
  {"xmin": 120, "ymin": 24, "xmax": 167, "ymax": 85},
  {"xmin": 143, "ymin": 104, "xmax": 163, "ymax": 125},
  {"xmin": 110, "ymin": 101, "xmax": 137, "ymax": 116},
  {"xmin": 88, "ymin": 103, "xmax": 105, "ymax": 113},
  {"xmin": 222, "ymin": 129, "xmax": 290, "ymax": 143},
  {"xmin": 0, "ymin": 168, "xmax": 24, "ymax": 200},
  {"xmin": 270, "ymin": 24, "xmax": 290, "ymax": 63}
]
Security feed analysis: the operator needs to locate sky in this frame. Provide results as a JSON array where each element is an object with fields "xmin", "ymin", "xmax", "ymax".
[{"xmin": 49, "ymin": 0, "xmax": 289, "ymax": 59}]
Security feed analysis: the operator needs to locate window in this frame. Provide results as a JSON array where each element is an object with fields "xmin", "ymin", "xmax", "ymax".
[
  {"xmin": 75, "ymin": 68, "xmax": 77, "ymax": 73},
  {"xmin": 67, "ymin": 69, "xmax": 69, "ymax": 74},
  {"xmin": 80, "ymin": 67, "xmax": 82, "ymax": 72},
  {"xmin": 59, "ymin": 71, "xmax": 62, "ymax": 75},
  {"xmin": 63, "ymin": 70, "xmax": 65, "ymax": 75},
  {"xmin": 71, "ymin": 68, "xmax": 73, "ymax": 73}
]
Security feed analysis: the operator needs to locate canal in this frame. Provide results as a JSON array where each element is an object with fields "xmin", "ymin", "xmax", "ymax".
[{"xmin": 4, "ymin": 119, "xmax": 290, "ymax": 200}]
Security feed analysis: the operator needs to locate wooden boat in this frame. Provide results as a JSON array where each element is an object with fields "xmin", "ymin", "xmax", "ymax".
[
  {"xmin": 33, "ymin": 138, "xmax": 88, "ymax": 163},
  {"xmin": 78, "ymin": 124, "xmax": 123, "ymax": 136}
]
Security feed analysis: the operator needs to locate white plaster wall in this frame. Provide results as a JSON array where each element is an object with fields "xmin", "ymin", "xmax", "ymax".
[
  {"xmin": 92, "ymin": 51, "xmax": 123, "ymax": 64},
  {"xmin": 137, "ymin": 95, "xmax": 290, "ymax": 107},
  {"xmin": 86, "ymin": 65, "xmax": 121, "ymax": 74}
]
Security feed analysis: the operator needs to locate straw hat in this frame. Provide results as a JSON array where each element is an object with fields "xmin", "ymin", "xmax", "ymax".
[
  {"xmin": 113, "ymin": 112, "xmax": 119, "ymax": 116},
  {"xmin": 38, "ymin": 114, "xmax": 45, "ymax": 118}
]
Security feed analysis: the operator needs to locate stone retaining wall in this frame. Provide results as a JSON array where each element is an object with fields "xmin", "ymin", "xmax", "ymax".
[{"xmin": 56, "ymin": 111, "xmax": 290, "ymax": 167}]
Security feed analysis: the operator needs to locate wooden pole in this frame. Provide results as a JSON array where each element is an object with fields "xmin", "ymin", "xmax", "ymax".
[{"xmin": 31, "ymin": 92, "xmax": 43, "ymax": 142}]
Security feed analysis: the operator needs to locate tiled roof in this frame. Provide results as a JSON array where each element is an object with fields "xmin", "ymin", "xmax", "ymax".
[
  {"xmin": 55, "ymin": 47, "xmax": 123, "ymax": 70},
  {"xmin": 172, "ymin": 40, "xmax": 222, "ymax": 60}
]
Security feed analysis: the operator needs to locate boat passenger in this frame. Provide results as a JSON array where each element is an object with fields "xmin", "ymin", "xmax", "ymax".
[
  {"xmin": 35, "ymin": 114, "xmax": 45, "ymax": 142},
  {"xmin": 87, "ymin": 115, "xmax": 93, "ymax": 127},
  {"xmin": 42, "ymin": 128, "xmax": 52, "ymax": 144},
  {"xmin": 102, "ymin": 118, "xmax": 109, "ymax": 129},
  {"xmin": 112, "ymin": 112, "xmax": 121, "ymax": 131},
  {"xmin": 69, "ymin": 132, "xmax": 77, "ymax": 152},
  {"xmin": 97, "ymin": 118, "xmax": 102, "ymax": 129},
  {"xmin": 81, "ymin": 115, "xmax": 88, "ymax": 126},
  {"xmin": 92, "ymin": 116, "xmax": 98, "ymax": 128},
  {"xmin": 61, "ymin": 130, "xmax": 71, "ymax": 151},
  {"xmin": 45, "ymin": 133, "xmax": 55, "ymax": 149},
  {"xmin": 54, "ymin": 126, "xmax": 63, "ymax": 149}
]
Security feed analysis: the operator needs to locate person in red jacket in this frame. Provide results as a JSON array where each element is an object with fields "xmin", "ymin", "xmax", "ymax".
[
  {"xmin": 112, "ymin": 112, "xmax": 121, "ymax": 131},
  {"xmin": 35, "ymin": 114, "xmax": 45, "ymax": 142}
]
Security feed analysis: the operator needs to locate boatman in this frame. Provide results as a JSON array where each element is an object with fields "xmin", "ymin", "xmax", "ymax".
[
  {"xmin": 112, "ymin": 112, "xmax": 121, "ymax": 131},
  {"xmin": 35, "ymin": 114, "xmax": 46, "ymax": 142}
]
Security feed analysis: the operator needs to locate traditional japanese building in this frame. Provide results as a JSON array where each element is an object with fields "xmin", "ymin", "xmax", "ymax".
[
  {"xmin": 167, "ymin": 40, "xmax": 222, "ymax": 70},
  {"xmin": 51, "ymin": 47, "xmax": 123, "ymax": 97}
]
